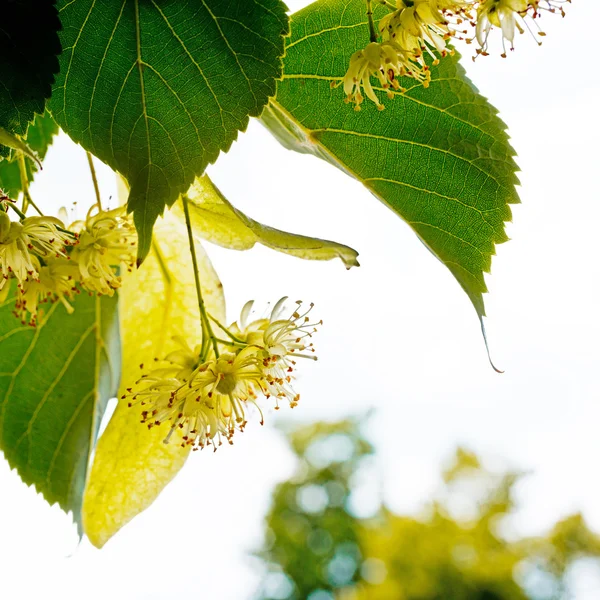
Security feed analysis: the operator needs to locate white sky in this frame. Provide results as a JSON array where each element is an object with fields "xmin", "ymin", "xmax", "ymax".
[{"xmin": 1, "ymin": 1, "xmax": 599, "ymax": 598}]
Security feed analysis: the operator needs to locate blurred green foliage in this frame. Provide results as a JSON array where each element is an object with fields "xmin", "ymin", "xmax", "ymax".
[{"xmin": 256, "ymin": 421, "xmax": 600, "ymax": 600}]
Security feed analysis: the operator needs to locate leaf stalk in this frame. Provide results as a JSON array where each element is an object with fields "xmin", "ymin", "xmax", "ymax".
[
  {"xmin": 17, "ymin": 153, "xmax": 42, "ymax": 216},
  {"xmin": 366, "ymin": 0, "xmax": 379, "ymax": 43},
  {"xmin": 86, "ymin": 151, "xmax": 102, "ymax": 210},
  {"xmin": 182, "ymin": 194, "xmax": 220, "ymax": 360}
]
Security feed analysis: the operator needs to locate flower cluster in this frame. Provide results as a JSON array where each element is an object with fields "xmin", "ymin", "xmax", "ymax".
[
  {"xmin": 340, "ymin": 41, "xmax": 427, "ymax": 111},
  {"xmin": 0, "ymin": 201, "xmax": 136, "ymax": 326},
  {"xmin": 0, "ymin": 209, "xmax": 77, "ymax": 324},
  {"xmin": 339, "ymin": 0, "xmax": 569, "ymax": 109},
  {"xmin": 13, "ymin": 257, "xmax": 80, "ymax": 325},
  {"xmin": 125, "ymin": 298, "xmax": 321, "ymax": 451},
  {"xmin": 70, "ymin": 205, "xmax": 137, "ymax": 296}
]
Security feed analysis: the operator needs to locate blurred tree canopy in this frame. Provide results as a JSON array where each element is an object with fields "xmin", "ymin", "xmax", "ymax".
[{"xmin": 256, "ymin": 420, "xmax": 600, "ymax": 600}]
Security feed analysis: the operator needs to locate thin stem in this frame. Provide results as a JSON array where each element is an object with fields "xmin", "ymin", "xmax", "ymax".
[
  {"xmin": 6, "ymin": 202, "xmax": 27, "ymax": 220},
  {"xmin": 23, "ymin": 194, "xmax": 43, "ymax": 216},
  {"xmin": 200, "ymin": 320, "xmax": 210, "ymax": 361},
  {"xmin": 208, "ymin": 313, "xmax": 246, "ymax": 344},
  {"xmin": 5, "ymin": 194, "xmax": 77, "ymax": 239},
  {"xmin": 182, "ymin": 194, "xmax": 220, "ymax": 359},
  {"xmin": 86, "ymin": 151, "xmax": 102, "ymax": 210},
  {"xmin": 215, "ymin": 338, "xmax": 245, "ymax": 348},
  {"xmin": 17, "ymin": 153, "xmax": 42, "ymax": 215},
  {"xmin": 366, "ymin": 0, "xmax": 378, "ymax": 42},
  {"xmin": 375, "ymin": 0, "xmax": 396, "ymax": 11}
]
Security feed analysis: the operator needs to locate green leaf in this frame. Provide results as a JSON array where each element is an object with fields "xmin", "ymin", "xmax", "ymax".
[
  {"xmin": 182, "ymin": 175, "xmax": 360, "ymax": 269},
  {"xmin": 262, "ymin": 0, "xmax": 519, "ymax": 319},
  {"xmin": 50, "ymin": 0, "xmax": 289, "ymax": 260},
  {"xmin": 0, "ymin": 1, "xmax": 61, "ymax": 158},
  {"xmin": 0, "ymin": 111, "xmax": 59, "ymax": 198},
  {"xmin": 0, "ymin": 287, "xmax": 120, "ymax": 530}
]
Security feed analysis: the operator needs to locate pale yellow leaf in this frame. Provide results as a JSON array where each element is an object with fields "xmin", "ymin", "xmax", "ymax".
[
  {"xmin": 182, "ymin": 175, "xmax": 360, "ymax": 268},
  {"xmin": 82, "ymin": 210, "xmax": 225, "ymax": 548}
]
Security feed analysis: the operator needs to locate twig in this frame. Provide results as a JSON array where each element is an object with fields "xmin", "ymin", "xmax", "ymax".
[{"xmin": 86, "ymin": 151, "xmax": 102, "ymax": 209}]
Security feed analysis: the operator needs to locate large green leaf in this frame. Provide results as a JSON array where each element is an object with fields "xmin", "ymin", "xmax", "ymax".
[
  {"xmin": 0, "ymin": 111, "xmax": 59, "ymax": 198},
  {"xmin": 0, "ymin": 1, "xmax": 61, "ymax": 158},
  {"xmin": 50, "ymin": 0, "xmax": 289, "ymax": 260},
  {"xmin": 0, "ymin": 287, "xmax": 120, "ymax": 529},
  {"xmin": 262, "ymin": 0, "xmax": 519, "ymax": 319}
]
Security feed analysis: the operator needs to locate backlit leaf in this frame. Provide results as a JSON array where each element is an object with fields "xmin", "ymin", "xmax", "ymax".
[
  {"xmin": 182, "ymin": 175, "xmax": 359, "ymax": 269},
  {"xmin": 262, "ymin": 0, "xmax": 519, "ymax": 319},
  {"xmin": 51, "ymin": 0, "xmax": 289, "ymax": 260},
  {"xmin": 0, "ymin": 288, "xmax": 120, "ymax": 531},
  {"xmin": 82, "ymin": 211, "xmax": 225, "ymax": 548}
]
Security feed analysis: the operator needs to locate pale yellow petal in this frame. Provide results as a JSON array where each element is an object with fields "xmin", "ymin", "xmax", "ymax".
[
  {"xmin": 82, "ymin": 210, "xmax": 225, "ymax": 548},
  {"xmin": 182, "ymin": 175, "xmax": 359, "ymax": 269}
]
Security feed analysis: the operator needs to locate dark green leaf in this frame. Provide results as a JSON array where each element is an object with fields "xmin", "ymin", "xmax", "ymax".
[
  {"xmin": 0, "ymin": 0, "xmax": 61, "ymax": 157},
  {"xmin": 0, "ymin": 286, "xmax": 120, "ymax": 529},
  {"xmin": 262, "ymin": 0, "xmax": 519, "ymax": 319},
  {"xmin": 50, "ymin": 0, "xmax": 289, "ymax": 260},
  {"xmin": 0, "ymin": 111, "xmax": 59, "ymax": 198}
]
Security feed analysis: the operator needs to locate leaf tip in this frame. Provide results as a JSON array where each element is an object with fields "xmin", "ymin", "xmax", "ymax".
[
  {"xmin": 480, "ymin": 317, "xmax": 504, "ymax": 374},
  {"xmin": 344, "ymin": 254, "xmax": 360, "ymax": 269}
]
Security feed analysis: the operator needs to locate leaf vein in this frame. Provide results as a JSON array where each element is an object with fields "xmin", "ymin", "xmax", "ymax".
[
  {"xmin": 0, "ymin": 302, "xmax": 60, "ymax": 444},
  {"xmin": 88, "ymin": 0, "xmax": 127, "ymax": 156},
  {"xmin": 45, "ymin": 390, "xmax": 94, "ymax": 495},
  {"xmin": 313, "ymin": 128, "xmax": 505, "ymax": 190},
  {"xmin": 11, "ymin": 323, "xmax": 96, "ymax": 462},
  {"xmin": 150, "ymin": 0, "xmax": 227, "ymax": 132},
  {"xmin": 60, "ymin": 0, "xmax": 98, "ymax": 130}
]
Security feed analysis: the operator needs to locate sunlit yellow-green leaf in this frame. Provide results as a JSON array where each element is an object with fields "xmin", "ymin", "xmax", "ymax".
[
  {"xmin": 82, "ymin": 211, "xmax": 225, "ymax": 548},
  {"xmin": 182, "ymin": 175, "xmax": 359, "ymax": 269}
]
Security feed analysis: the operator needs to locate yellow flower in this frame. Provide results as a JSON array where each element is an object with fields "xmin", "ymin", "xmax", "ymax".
[
  {"xmin": 379, "ymin": 0, "xmax": 472, "ymax": 61},
  {"xmin": 0, "ymin": 211, "xmax": 72, "ymax": 289},
  {"xmin": 476, "ymin": 0, "xmax": 527, "ymax": 54},
  {"xmin": 128, "ymin": 347, "xmax": 265, "ymax": 450},
  {"xmin": 125, "ymin": 299, "xmax": 321, "ymax": 451},
  {"xmin": 160, "ymin": 336, "xmax": 204, "ymax": 380},
  {"xmin": 339, "ymin": 41, "xmax": 426, "ymax": 111},
  {"xmin": 475, "ymin": 0, "xmax": 568, "ymax": 56},
  {"xmin": 337, "ymin": 0, "xmax": 478, "ymax": 109},
  {"xmin": 231, "ymin": 297, "xmax": 321, "ymax": 408},
  {"xmin": 70, "ymin": 205, "xmax": 136, "ymax": 296},
  {"xmin": 381, "ymin": 3, "xmax": 447, "ymax": 54},
  {"xmin": 13, "ymin": 257, "xmax": 79, "ymax": 326}
]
